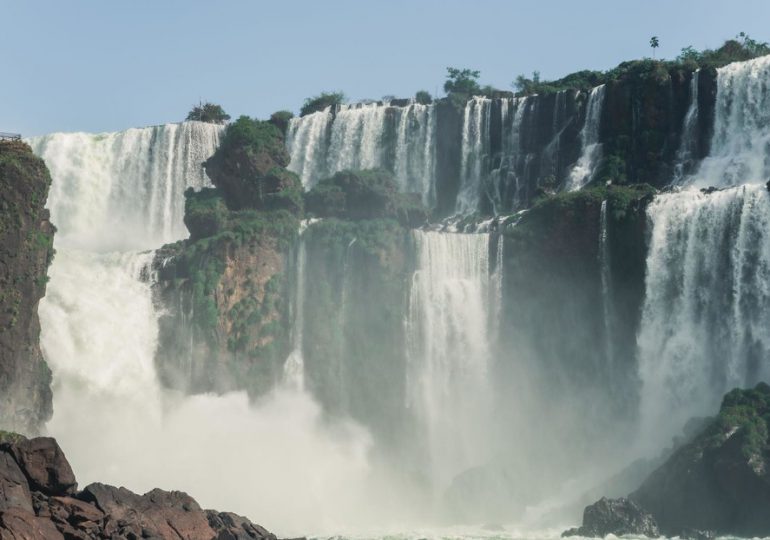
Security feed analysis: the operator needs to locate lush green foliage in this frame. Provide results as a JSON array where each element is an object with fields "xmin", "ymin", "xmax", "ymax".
[
  {"xmin": 183, "ymin": 187, "xmax": 229, "ymax": 241},
  {"xmin": 712, "ymin": 383, "xmax": 770, "ymax": 462},
  {"xmin": 269, "ymin": 110, "xmax": 294, "ymax": 133},
  {"xmin": 305, "ymin": 169, "xmax": 428, "ymax": 226},
  {"xmin": 415, "ymin": 90, "xmax": 433, "ymax": 105},
  {"xmin": 444, "ymin": 67, "xmax": 481, "ymax": 95},
  {"xmin": 300, "ymin": 91, "xmax": 346, "ymax": 116},
  {"xmin": 186, "ymin": 102, "xmax": 231, "ymax": 124},
  {"xmin": 220, "ymin": 116, "xmax": 285, "ymax": 157},
  {"xmin": 513, "ymin": 35, "xmax": 770, "ymax": 96}
]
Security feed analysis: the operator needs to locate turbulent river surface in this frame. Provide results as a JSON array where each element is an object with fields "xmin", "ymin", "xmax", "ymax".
[{"xmin": 24, "ymin": 54, "xmax": 770, "ymax": 538}]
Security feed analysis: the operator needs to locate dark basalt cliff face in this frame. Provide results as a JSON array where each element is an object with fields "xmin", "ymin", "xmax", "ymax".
[
  {"xmin": 426, "ymin": 65, "xmax": 714, "ymax": 216},
  {"xmin": 0, "ymin": 433, "xmax": 278, "ymax": 540},
  {"xmin": 631, "ymin": 383, "xmax": 770, "ymax": 537},
  {"xmin": 567, "ymin": 383, "xmax": 770, "ymax": 538},
  {"xmin": 500, "ymin": 184, "xmax": 655, "ymax": 454},
  {"xmin": 0, "ymin": 141, "xmax": 55, "ymax": 434}
]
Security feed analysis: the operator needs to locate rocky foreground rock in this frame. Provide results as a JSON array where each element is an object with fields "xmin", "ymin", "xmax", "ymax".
[
  {"xmin": 561, "ymin": 497, "xmax": 659, "ymax": 537},
  {"xmin": 564, "ymin": 383, "xmax": 770, "ymax": 538},
  {"xmin": 0, "ymin": 433, "xmax": 279, "ymax": 539}
]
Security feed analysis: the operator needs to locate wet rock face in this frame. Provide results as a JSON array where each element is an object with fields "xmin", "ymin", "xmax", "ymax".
[
  {"xmin": 0, "ymin": 140, "xmax": 55, "ymax": 434},
  {"xmin": 562, "ymin": 497, "xmax": 660, "ymax": 538},
  {"xmin": 631, "ymin": 383, "xmax": 770, "ymax": 537},
  {"xmin": 0, "ymin": 435, "xmax": 279, "ymax": 540}
]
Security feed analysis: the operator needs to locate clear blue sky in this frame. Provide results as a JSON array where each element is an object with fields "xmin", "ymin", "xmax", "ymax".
[{"xmin": 3, "ymin": 0, "xmax": 770, "ymax": 136}]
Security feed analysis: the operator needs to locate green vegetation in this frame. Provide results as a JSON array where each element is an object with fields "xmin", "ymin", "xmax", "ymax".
[
  {"xmin": 507, "ymin": 184, "xmax": 657, "ymax": 240},
  {"xmin": 269, "ymin": 110, "xmax": 294, "ymax": 134},
  {"xmin": 219, "ymin": 116, "xmax": 286, "ymax": 158},
  {"xmin": 305, "ymin": 169, "xmax": 428, "ymax": 227},
  {"xmin": 649, "ymin": 36, "xmax": 660, "ymax": 58},
  {"xmin": 0, "ymin": 430, "xmax": 25, "ymax": 444},
  {"xmin": 300, "ymin": 91, "xmax": 346, "ymax": 116},
  {"xmin": 444, "ymin": 67, "xmax": 482, "ymax": 95},
  {"xmin": 186, "ymin": 102, "xmax": 231, "ymax": 124},
  {"xmin": 712, "ymin": 383, "xmax": 770, "ymax": 463},
  {"xmin": 415, "ymin": 90, "xmax": 433, "ymax": 105},
  {"xmin": 512, "ymin": 35, "xmax": 770, "ymax": 96}
]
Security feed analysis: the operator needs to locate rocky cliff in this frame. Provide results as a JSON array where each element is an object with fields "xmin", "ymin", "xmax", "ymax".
[
  {"xmin": 566, "ymin": 383, "xmax": 770, "ymax": 538},
  {"xmin": 631, "ymin": 383, "xmax": 770, "ymax": 537},
  {"xmin": 153, "ymin": 117, "xmax": 301, "ymax": 397},
  {"xmin": 0, "ymin": 432, "xmax": 278, "ymax": 540},
  {"xmin": 0, "ymin": 141, "xmax": 55, "ymax": 434}
]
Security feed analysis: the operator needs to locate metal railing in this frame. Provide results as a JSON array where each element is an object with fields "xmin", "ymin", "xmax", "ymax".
[{"xmin": 0, "ymin": 132, "xmax": 22, "ymax": 141}]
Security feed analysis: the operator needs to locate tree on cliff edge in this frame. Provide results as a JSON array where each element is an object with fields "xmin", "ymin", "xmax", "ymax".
[{"xmin": 186, "ymin": 102, "xmax": 231, "ymax": 124}]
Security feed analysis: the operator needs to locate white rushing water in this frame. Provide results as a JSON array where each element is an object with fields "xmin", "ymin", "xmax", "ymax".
[
  {"xmin": 567, "ymin": 85, "xmax": 605, "ymax": 191},
  {"xmin": 30, "ymin": 122, "xmax": 375, "ymax": 536},
  {"xmin": 637, "ymin": 184, "xmax": 770, "ymax": 449},
  {"xmin": 598, "ymin": 200, "xmax": 613, "ymax": 372},
  {"xmin": 407, "ymin": 231, "xmax": 494, "ymax": 492},
  {"xmin": 286, "ymin": 102, "xmax": 437, "ymax": 206},
  {"xmin": 637, "ymin": 56, "xmax": 770, "ymax": 450},
  {"xmin": 456, "ymin": 97, "xmax": 492, "ymax": 214},
  {"xmin": 692, "ymin": 54, "xmax": 770, "ymax": 188},
  {"xmin": 673, "ymin": 70, "xmax": 701, "ymax": 183}
]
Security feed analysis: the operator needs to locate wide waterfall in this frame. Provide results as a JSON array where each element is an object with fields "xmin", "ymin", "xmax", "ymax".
[
  {"xmin": 637, "ymin": 55, "xmax": 770, "ymax": 451},
  {"xmin": 638, "ymin": 184, "xmax": 770, "ymax": 448},
  {"xmin": 286, "ymin": 102, "xmax": 437, "ymax": 205},
  {"xmin": 407, "ymin": 231, "xmax": 495, "ymax": 492},
  {"xmin": 32, "ymin": 122, "xmax": 220, "ymax": 250},
  {"xmin": 692, "ymin": 54, "xmax": 770, "ymax": 187},
  {"xmin": 29, "ymin": 122, "xmax": 374, "ymax": 536},
  {"xmin": 567, "ymin": 85, "xmax": 605, "ymax": 191}
]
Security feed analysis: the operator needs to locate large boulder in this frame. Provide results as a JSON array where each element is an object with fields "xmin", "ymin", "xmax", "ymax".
[
  {"xmin": 562, "ymin": 497, "xmax": 659, "ymax": 537},
  {"xmin": 0, "ymin": 437, "xmax": 279, "ymax": 540},
  {"xmin": 204, "ymin": 116, "xmax": 303, "ymax": 212},
  {"xmin": 631, "ymin": 383, "xmax": 770, "ymax": 537},
  {"xmin": 0, "ymin": 507, "xmax": 64, "ymax": 540},
  {"xmin": 2, "ymin": 437, "xmax": 76, "ymax": 496},
  {"xmin": 0, "ymin": 452, "xmax": 32, "ymax": 513}
]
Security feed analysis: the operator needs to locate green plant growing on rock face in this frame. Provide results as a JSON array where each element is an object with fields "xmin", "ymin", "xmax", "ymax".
[
  {"xmin": 186, "ymin": 102, "xmax": 231, "ymax": 124},
  {"xmin": 300, "ymin": 91, "xmax": 346, "ymax": 116}
]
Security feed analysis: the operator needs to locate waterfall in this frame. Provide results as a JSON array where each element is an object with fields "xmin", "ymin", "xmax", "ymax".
[
  {"xmin": 598, "ymin": 200, "xmax": 613, "ymax": 370},
  {"xmin": 30, "ymin": 122, "xmax": 221, "ymax": 250},
  {"xmin": 567, "ymin": 85, "xmax": 605, "ymax": 191},
  {"xmin": 30, "ymin": 122, "xmax": 372, "ymax": 534},
  {"xmin": 673, "ymin": 70, "xmax": 701, "ymax": 183},
  {"xmin": 286, "ymin": 102, "xmax": 437, "ymax": 205},
  {"xmin": 285, "ymin": 108, "xmax": 333, "ymax": 189},
  {"xmin": 283, "ymin": 236, "xmax": 308, "ymax": 391},
  {"xmin": 406, "ymin": 231, "xmax": 494, "ymax": 491},
  {"xmin": 456, "ymin": 97, "xmax": 492, "ymax": 214},
  {"xmin": 637, "ymin": 184, "xmax": 770, "ymax": 449},
  {"xmin": 693, "ymin": 54, "xmax": 770, "ymax": 188}
]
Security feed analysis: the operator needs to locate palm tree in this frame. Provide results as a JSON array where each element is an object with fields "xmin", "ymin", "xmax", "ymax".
[{"xmin": 650, "ymin": 36, "xmax": 660, "ymax": 59}]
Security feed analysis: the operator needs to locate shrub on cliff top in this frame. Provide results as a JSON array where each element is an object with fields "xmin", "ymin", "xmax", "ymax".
[
  {"xmin": 186, "ymin": 102, "xmax": 231, "ymax": 124},
  {"xmin": 300, "ymin": 91, "xmax": 346, "ymax": 116},
  {"xmin": 305, "ymin": 169, "xmax": 428, "ymax": 227},
  {"xmin": 444, "ymin": 67, "xmax": 481, "ymax": 95},
  {"xmin": 269, "ymin": 110, "xmax": 294, "ymax": 134},
  {"xmin": 219, "ymin": 116, "xmax": 286, "ymax": 159}
]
